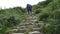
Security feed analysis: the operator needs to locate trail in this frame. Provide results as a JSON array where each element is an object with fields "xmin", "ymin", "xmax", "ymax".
[{"xmin": 9, "ymin": 14, "xmax": 43, "ymax": 34}]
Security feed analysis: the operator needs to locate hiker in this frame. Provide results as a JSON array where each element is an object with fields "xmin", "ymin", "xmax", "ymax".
[{"xmin": 26, "ymin": 4, "xmax": 32, "ymax": 15}]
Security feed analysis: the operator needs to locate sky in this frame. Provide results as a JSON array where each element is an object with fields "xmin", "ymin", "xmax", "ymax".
[{"xmin": 0, "ymin": 0, "xmax": 45, "ymax": 9}]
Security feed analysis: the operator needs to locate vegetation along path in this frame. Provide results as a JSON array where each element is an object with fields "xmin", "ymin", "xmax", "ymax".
[{"xmin": 7, "ymin": 14, "xmax": 43, "ymax": 34}]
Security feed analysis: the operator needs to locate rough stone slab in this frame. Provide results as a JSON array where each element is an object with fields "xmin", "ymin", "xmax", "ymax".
[{"xmin": 13, "ymin": 33, "xmax": 24, "ymax": 34}]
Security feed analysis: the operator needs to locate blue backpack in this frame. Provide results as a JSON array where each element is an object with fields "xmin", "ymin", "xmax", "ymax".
[{"xmin": 27, "ymin": 4, "xmax": 32, "ymax": 10}]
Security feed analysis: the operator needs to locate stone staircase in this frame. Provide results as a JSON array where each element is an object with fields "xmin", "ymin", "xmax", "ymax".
[{"xmin": 9, "ymin": 15, "xmax": 43, "ymax": 34}]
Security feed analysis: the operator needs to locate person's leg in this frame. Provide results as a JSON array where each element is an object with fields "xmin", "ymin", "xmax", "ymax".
[
  {"xmin": 30, "ymin": 9, "xmax": 32, "ymax": 16},
  {"xmin": 28, "ymin": 11, "xmax": 31, "ymax": 16},
  {"xmin": 27, "ymin": 9, "xmax": 32, "ymax": 16},
  {"xmin": 27, "ymin": 9, "xmax": 29, "ymax": 14}
]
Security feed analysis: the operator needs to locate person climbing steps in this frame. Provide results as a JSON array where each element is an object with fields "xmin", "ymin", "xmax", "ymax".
[{"xmin": 26, "ymin": 4, "xmax": 32, "ymax": 16}]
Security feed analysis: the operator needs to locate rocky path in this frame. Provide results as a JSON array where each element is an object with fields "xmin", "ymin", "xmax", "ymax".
[{"xmin": 9, "ymin": 15, "xmax": 43, "ymax": 34}]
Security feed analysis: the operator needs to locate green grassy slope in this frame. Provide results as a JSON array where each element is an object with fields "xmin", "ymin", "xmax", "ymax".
[
  {"xmin": 0, "ymin": 0, "xmax": 60, "ymax": 34},
  {"xmin": 32, "ymin": 0, "xmax": 60, "ymax": 34},
  {"xmin": 0, "ymin": 7, "xmax": 27, "ymax": 34}
]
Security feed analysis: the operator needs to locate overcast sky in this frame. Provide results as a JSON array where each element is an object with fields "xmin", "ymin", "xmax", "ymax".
[{"xmin": 0, "ymin": 0, "xmax": 45, "ymax": 9}]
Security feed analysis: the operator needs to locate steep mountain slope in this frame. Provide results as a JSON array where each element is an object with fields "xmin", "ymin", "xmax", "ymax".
[
  {"xmin": 0, "ymin": 7, "xmax": 26, "ymax": 34},
  {"xmin": 32, "ymin": 0, "xmax": 60, "ymax": 34}
]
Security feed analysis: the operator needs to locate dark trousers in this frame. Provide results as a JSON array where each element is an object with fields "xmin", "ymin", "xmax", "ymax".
[{"xmin": 27, "ymin": 9, "xmax": 32, "ymax": 15}]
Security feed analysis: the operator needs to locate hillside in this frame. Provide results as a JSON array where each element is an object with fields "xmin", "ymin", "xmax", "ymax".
[
  {"xmin": 33, "ymin": 0, "xmax": 60, "ymax": 34},
  {"xmin": 0, "ymin": 0, "xmax": 60, "ymax": 34},
  {"xmin": 0, "ymin": 7, "xmax": 27, "ymax": 34}
]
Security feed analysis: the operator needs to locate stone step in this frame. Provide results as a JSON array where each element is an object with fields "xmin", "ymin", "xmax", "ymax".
[
  {"xmin": 31, "ymin": 28, "xmax": 40, "ymax": 31},
  {"xmin": 12, "ymin": 33, "xmax": 24, "ymax": 34},
  {"xmin": 11, "ymin": 15, "xmax": 43, "ymax": 34},
  {"xmin": 29, "ymin": 31, "xmax": 40, "ymax": 34}
]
